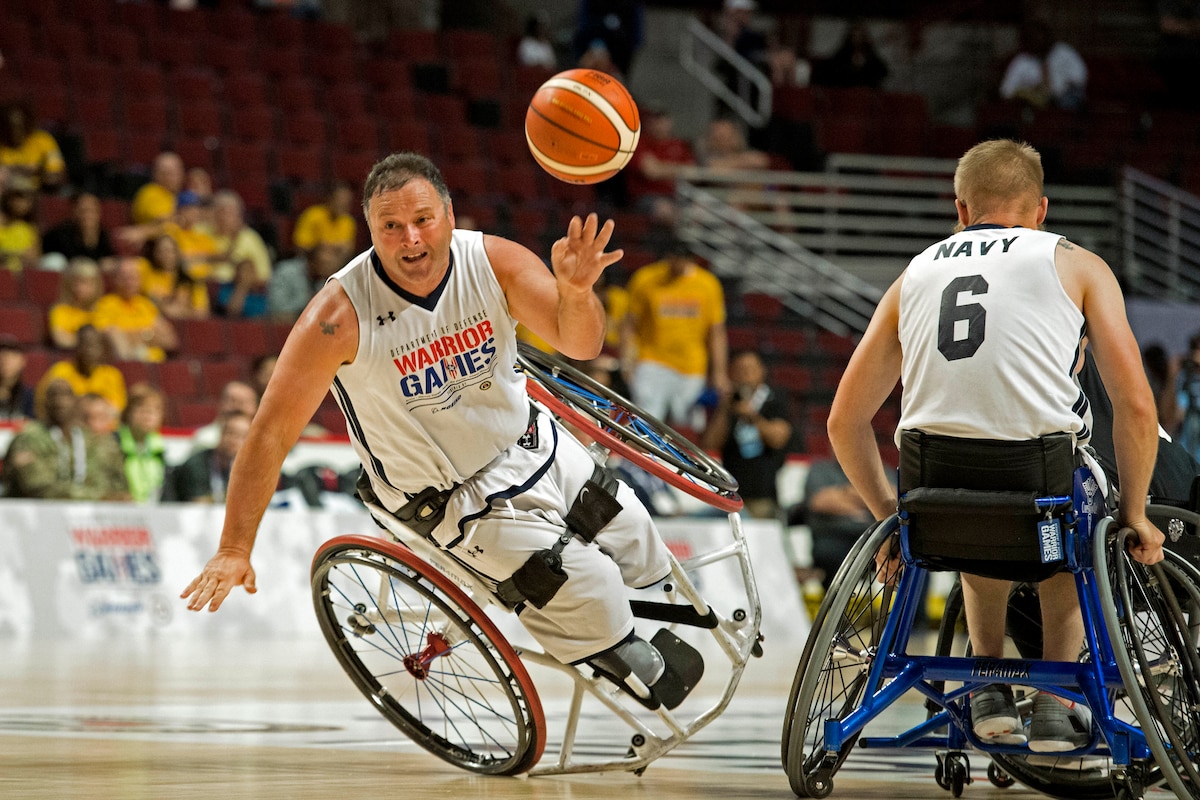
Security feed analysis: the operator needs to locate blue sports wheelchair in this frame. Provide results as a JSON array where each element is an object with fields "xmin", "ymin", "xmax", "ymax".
[{"xmin": 782, "ymin": 431, "xmax": 1200, "ymax": 799}]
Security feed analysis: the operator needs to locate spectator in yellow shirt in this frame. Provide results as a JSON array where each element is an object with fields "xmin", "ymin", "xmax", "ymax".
[
  {"xmin": 620, "ymin": 236, "xmax": 729, "ymax": 432},
  {"xmin": 0, "ymin": 99, "xmax": 65, "ymax": 191},
  {"xmin": 36, "ymin": 325, "xmax": 128, "ymax": 414},
  {"xmin": 48, "ymin": 257, "xmax": 105, "ymax": 350},
  {"xmin": 93, "ymin": 258, "xmax": 178, "ymax": 363},
  {"xmin": 0, "ymin": 178, "xmax": 40, "ymax": 271},
  {"xmin": 292, "ymin": 181, "xmax": 356, "ymax": 261},
  {"xmin": 138, "ymin": 234, "xmax": 209, "ymax": 320},
  {"xmin": 130, "ymin": 151, "xmax": 185, "ymax": 225},
  {"xmin": 162, "ymin": 190, "xmax": 221, "ymax": 280},
  {"xmin": 202, "ymin": 190, "xmax": 273, "ymax": 317}
]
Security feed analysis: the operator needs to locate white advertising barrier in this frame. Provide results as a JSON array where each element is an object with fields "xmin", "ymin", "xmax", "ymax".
[{"xmin": 0, "ymin": 501, "xmax": 805, "ymax": 646}]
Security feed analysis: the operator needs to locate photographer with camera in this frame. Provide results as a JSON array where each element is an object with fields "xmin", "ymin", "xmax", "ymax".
[
  {"xmin": 701, "ymin": 350, "xmax": 793, "ymax": 519},
  {"xmin": 1175, "ymin": 332, "xmax": 1200, "ymax": 462}
]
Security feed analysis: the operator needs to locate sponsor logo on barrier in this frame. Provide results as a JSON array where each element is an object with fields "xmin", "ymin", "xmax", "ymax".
[{"xmin": 70, "ymin": 524, "xmax": 161, "ymax": 586}]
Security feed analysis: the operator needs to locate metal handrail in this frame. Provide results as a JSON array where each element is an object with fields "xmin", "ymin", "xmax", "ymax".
[
  {"xmin": 1121, "ymin": 166, "xmax": 1200, "ymax": 303},
  {"xmin": 677, "ymin": 180, "xmax": 881, "ymax": 336},
  {"xmin": 678, "ymin": 16, "xmax": 772, "ymax": 128}
]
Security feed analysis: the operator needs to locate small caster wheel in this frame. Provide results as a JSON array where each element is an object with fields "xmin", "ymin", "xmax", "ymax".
[
  {"xmin": 943, "ymin": 753, "xmax": 970, "ymax": 798},
  {"xmin": 803, "ymin": 774, "xmax": 833, "ymax": 798},
  {"xmin": 987, "ymin": 761, "xmax": 1015, "ymax": 789},
  {"xmin": 934, "ymin": 754, "xmax": 951, "ymax": 791}
]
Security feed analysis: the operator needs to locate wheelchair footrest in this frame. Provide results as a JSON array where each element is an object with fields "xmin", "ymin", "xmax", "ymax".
[{"xmin": 650, "ymin": 629, "xmax": 704, "ymax": 710}]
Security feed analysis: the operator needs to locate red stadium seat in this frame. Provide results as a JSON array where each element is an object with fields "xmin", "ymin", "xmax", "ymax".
[
  {"xmin": 0, "ymin": 305, "xmax": 46, "ymax": 345},
  {"xmin": 169, "ymin": 68, "xmax": 219, "ymax": 102},
  {"xmin": 22, "ymin": 270, "xmax": 60, "ymax": 307},
  {"xmin": 333, "ymin": 115, "xmax": 381, "ymax": 154},
  {"xmin": 114, "ymin": 360, "xmax": 153, "ymax": 389},
  {"xmin": 176, "ymin": 400, "xmax": 219, "ymax": 428},
  {"xmin": 227, "ymin": 106, "xmax": 278, "ymax": 144},
  {"xmin": 222, "ymin": 74, "xmax": 269, "ymax": 108},
  {"xmin": 177, "ymin": 318, "xmax": 228, "ymax": 358},
  {"xmin": 282, "ymin": 110, "xmax": 328, "ymax": 147},
  {"xmin": 176, "ymin": 101, "xmax": 223, "ymax": 139},
  {"xmin": 0, "ymin": 271, "xmax": 19, "ymax": 303},
  {"xmin": 120, "ymin": 64, "xmax": 167, "ymax": 98},
  {"xmin": 197, "ymin": 359, "xmax": 246, "ymax": 400},
  {"xmin": 277, "ymin": 144, "xmax": 326, "ymax": 186},
  {"xmin": 156, "ymin": 359, "xmax": 199, "ymax": 398},
  {"xmin": 227, "ymin": 319, "xmax": 274, "ymax": 360},
  {"xmin": 123, "ymin": 97, "xmax": 171, "ymax": 138}
]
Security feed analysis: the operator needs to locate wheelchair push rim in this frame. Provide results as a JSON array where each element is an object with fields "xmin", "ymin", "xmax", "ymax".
[
  {"xmin": 311, "ymin": 535, "xmax": 546, "ymax": 775},
  {"xmin": 516, "ymin": 343, "xmax": 743, "ymax": 513}
]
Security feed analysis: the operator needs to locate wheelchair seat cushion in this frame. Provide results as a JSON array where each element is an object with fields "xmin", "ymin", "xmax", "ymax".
[{"xmin": 898, "ymin": 431, "xmax": 1076, "ymax": 581}]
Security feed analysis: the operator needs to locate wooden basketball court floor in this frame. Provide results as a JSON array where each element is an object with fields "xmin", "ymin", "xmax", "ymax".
[{"xmin": 0, "ymin": 634, "xmax": 1053, "ymax": 800}]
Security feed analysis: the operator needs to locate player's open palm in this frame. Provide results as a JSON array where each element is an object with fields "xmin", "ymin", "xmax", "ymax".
[
  {"xmin": 181, "ymin": 550, "xmax": 257, "ymax": 612},
  {"xmin": 551, "ymin": 213, "xmax": 622, "ymax": 292}
]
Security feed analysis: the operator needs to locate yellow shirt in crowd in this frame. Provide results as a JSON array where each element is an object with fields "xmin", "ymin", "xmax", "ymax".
[
  {"xmin": 48, "ymin": 303, "xmax": 94, "ymax": 343},
  {"xmin": 130, "ymin": 183, "xmax": 176, "ymax": 225},
  {"xmin": 626, "ymin": 260, "xmax": 725, "ymax": 377},
  {"xmin": 93, "ymin": 294, "xmax": 167, "ymax": 362},
  {"xmin": 292, "ymin": 204, "xmax": 356, "ymax": 252},
  {"xmin": 36, "ymin": 360, "xmax": 128, "ymax": 413},
  {"xmin": 0, "ymin": 130, "xmax": 65, "ymax": 188}
]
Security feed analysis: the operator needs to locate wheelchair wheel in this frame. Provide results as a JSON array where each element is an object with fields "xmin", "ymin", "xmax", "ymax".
[
  {"xmin": 311, "ymin": 535, "xmax": 546, "ymax": 775},
  {"xmin": 1097, "ymin": 523, "xmax": 1200, "ymax": 799},
  {"xmin": 516, "ymin": 343, "xmax": 743, "ymax": 512},
  {"xmin": 782, "ymin": 519, "xmax": 898, "ymax": 797}
]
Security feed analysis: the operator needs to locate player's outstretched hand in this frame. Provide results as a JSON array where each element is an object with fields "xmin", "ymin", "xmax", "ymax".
[
  {"xmin": 180, "ymin": 550, "xmax": 257, "ymax": 612},
  {"xmin": 1123, "ymin": 518, "xmax": 1165, "ymax": 565},
  {"xmin": 550, "ymin": 212, "xmax": 622, "ymax": 292}
]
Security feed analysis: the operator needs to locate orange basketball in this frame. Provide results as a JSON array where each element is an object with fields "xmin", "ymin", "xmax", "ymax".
[{"xmin": 525, "ymin": 69, "xmax": 640, "ymax": 185}]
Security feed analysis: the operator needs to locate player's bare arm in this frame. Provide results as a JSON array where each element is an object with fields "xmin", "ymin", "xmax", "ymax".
[
  {"xmin": 827, "ymin": 276, "xmax": 904, "ymax": 523},
  {"xmin": 181, "ymin": 282, "xmax": 360, "ymax": 611},
  {"xmin": 1056, "ymin": 240, "xmax": 1164, "ymax": 564},
  {"xmin": 486, "ymin": 213, "xmax": 616, "ymax": 359}
]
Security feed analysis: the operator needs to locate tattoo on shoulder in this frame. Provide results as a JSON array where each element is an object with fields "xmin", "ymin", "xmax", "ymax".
[
  {"xmin": 319, "ymin": 321, "xmax": 340, "ymax": 335},
  {"xmin": 1057, "ymin": 239, "xmax": 1076, "ymax": 251}
]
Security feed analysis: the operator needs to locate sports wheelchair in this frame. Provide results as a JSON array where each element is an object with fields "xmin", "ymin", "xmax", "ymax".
[
  {"xmin": 782, "ymin": 432, "xmax": 1200, "ymax": 799},
  {"xmin": 308, "ymin": 344, "xmax": 763, "ymax": 776}
]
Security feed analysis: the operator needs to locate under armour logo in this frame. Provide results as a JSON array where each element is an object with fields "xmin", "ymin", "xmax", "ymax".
[
  {"xmin": 465, "ymin": 545, "xmax": 484, "ymax": 558},
  {"xmin": 377, "ymin": 311, "xmax": 396, "ymax": 325}
]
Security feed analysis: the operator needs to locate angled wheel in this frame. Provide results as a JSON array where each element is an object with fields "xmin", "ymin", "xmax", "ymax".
[
  {"xmin": 1096, "ymin": 521, "xmax": 1200, "ymax": 799},
  {"xmin": 311, "ymin": 535, "xmax": 546, "ymax": 775},
  {"xmin": 516, "ymin": 343, "xmax": 743, "ymax": 512},
  {"xmin": 782, "ymin": 518, "xmax": 898, "ymax": 796}
]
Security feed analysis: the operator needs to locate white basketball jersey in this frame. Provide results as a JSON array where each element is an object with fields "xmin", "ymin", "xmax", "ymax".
[
  {"xmin": 896, "ymin": 225, "xmax": 1091, "ymax": 445},
  {"xmin": 330, "ymin": 229, "xmax": 529, "ymax": 508}
]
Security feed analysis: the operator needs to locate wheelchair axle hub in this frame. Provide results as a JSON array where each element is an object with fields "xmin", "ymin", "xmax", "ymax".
[{"xmin": 404, "ymin": 631, "xmax": 453, "ymax": 679}]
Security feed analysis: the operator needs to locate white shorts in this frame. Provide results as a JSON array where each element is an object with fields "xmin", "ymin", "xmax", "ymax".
[
  {"xmin": 427, "ymin": 406, "xmax": 672, "ymax": 664},
  {"xmin": 630, "ymin": 361, "xmax": 706, "ymax": 428}
]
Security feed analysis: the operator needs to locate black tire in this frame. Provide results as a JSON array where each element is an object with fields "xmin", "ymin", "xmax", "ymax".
[
  {"xmin": 781, "ymin": 519, "xmax": 899, "ymax": 796},
  {"xmin": 311, "ymin": 535, "xmax": 545, "ymax": 775},
  {"xmin": 516, "ymin": 343, "xmax": 743, "ymax": 512},
  {"xmin": 1098, "ymin": 522, "xmax": 1200, "ymax": 799}
]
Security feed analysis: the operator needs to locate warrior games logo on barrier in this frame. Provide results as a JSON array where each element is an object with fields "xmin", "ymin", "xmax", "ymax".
[{"xmin": 65, "ymin": 509, "xmax": 166, "ymax": 626}]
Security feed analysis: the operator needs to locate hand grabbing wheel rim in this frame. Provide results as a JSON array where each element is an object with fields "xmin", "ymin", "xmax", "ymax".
[
  {"xmin": 311, "ymin": 535, "xmax": 546, "ymax": 775},
  {"xmin": 517, "ymin": 343, "xmax": 743, "ymax": 512}
]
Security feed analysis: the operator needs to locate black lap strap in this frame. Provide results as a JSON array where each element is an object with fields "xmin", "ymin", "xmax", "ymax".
[{"xmin": 495, "ymin": 464, "xmax": 623, "ymax": 609}]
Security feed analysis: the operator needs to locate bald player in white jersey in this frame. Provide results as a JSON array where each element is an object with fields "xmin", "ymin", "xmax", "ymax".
[
  {"xmin": 827, "ymin": 139, "xmax": 1165, "ymax": 751},
  {"xmin": 182, "ymin": 153, "xmax": 693, "ymax": 705}
]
